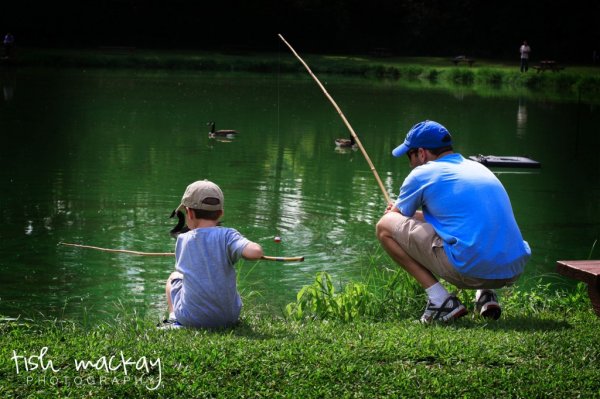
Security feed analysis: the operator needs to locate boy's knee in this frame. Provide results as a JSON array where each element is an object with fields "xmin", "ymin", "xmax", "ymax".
[{"xmin": 168, "ymin": 271, "xmax": 183, "ymax": 282}]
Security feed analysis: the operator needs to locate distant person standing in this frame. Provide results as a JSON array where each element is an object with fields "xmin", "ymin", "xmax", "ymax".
[
  {"xmin": 3, "ymin": 33, "xmax": 15, "ymax": 58},
  {"xmin": 519, "ymin": 40, "xmax": 531, "ymax": 72}
]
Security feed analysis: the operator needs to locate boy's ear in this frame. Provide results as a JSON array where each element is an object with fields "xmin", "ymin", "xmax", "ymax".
[{"xmin": 185, "ymin": 207, "xmax": 195, "ymax": 220}]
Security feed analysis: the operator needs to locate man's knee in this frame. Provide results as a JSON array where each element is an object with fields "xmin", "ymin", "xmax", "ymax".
[
  {"xmin": 376, "ymin": 212, "xmax": 401, "ymax": 242},
  {"xmin": 375, "ymin": 216, "xmax": 388, "ymax": 241}
]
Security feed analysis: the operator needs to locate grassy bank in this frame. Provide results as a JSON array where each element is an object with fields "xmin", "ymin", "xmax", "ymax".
[
  {"xmin": 1, "ymin": 280, "xmax": 599, "ymax": 398},
  {"xmin": 3, "ymin": 47, "xmax": 600, "ymax": 103}
]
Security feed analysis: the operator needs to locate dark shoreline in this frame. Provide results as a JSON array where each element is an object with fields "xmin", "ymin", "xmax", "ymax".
[{"xmin": 2, "ymin": 47, "xmax": 600, "ymax": 103}]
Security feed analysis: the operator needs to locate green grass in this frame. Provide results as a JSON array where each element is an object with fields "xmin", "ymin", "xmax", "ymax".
[
  {"xmin": 2, "ymin": 249, "xmax": 598, "ymax": 397},
  {"xmin": 2, "ymin": 245, "xmax": 598, "ymax": 399},
  {"xmin": 1, "ymin": 292, "xmax": 599, "ymax": 398}
]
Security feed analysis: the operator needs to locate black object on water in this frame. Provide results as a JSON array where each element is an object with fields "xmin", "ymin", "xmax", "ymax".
[
  {"xmin": 468, "ymin": 155, "xmax": 541, "ymax": 169},
  {"xmin": 207, "ymin": 121, "xmax": 238, "ymax": 137},
  {"xmin": 169, "ymin": 209, "xmax": 190, "ymax": 238},
  {"xmin": 169, "ymin": 209, "xmax": 223, "ymax": 237}
]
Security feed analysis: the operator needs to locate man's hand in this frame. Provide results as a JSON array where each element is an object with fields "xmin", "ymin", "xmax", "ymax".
[{"xmin": 384, "ymin": 202, "xmax": 398, "ymax": 215}]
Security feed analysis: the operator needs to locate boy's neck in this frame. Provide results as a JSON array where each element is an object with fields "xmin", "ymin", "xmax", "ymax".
[{"xmin": 189, "ymin": 219, "xmax": 220, "ymax": 229}]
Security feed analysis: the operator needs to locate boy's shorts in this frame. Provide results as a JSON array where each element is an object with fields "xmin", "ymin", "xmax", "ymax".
[
  {"xmin": 168, "ymin": 272, "xmax": 184, "ymax": 307},
  {"xmin": 391, "ymin": 214, "xmax": 519, "ymax": 289}
]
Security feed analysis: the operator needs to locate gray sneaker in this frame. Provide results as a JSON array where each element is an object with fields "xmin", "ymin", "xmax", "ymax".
[
  {"xmin": 157, "ymin": 318, "xmax": 183, "ymax": 330},
  {"xmin": 420, "ymin": 295, "xmax": 467, "ymax": 323},
  {"xmin": 475, "ymin": 290, "xmax": 502, "ymax": 320}
]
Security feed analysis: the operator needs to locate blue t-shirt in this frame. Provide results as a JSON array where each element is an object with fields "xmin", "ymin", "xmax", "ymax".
[
  {"xmin": 394, "ymin": 153, "xmax": 530, "ymax": 279},
  {"xmin": 173, "ymin": 226, "xmax": 250, "ymax": 328}
]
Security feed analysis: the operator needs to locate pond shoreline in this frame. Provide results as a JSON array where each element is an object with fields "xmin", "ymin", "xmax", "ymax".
[{"xmin": 2, "ymin": 47, "xmax": 600, "ymax": 103}]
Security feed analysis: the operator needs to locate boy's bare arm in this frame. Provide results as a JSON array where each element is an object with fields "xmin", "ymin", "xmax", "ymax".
[{"xmin": 242, "ymin": 242, "xmax": 264, "ymax": 260}]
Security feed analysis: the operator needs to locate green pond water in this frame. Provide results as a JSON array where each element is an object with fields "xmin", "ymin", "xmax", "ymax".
[{"xmin": 0, "ymin": 67, "xmax": 598, "ymax": 323}]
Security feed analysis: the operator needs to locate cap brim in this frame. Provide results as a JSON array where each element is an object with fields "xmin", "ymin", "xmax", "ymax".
[
  {"xmin": 392, "ymin": 143, "xmax": 409, "ymax": 157},
  {"xmin": 176, "ymin": 203, "xmax": 186, "ymax": 213}
]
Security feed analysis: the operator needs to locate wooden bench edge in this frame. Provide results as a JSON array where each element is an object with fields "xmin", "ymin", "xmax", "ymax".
[
  {"xmin": 556, "ymin": 260, "xmax": 600, "ymax": 317},
  {"xmin": 556, "ymin": 260, "xmax": 600, "ymax": 285}
]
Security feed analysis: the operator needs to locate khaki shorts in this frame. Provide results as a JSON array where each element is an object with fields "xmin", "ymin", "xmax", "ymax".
[{"xmin": 391, "ymin": 214, "xmax": 519, "ymax": 289}]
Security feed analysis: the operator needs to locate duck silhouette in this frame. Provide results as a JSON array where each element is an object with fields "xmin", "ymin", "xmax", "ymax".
[
  {"xmin": 169, "ymin": 209, "xmax": 190, "ymax": 238},
  {"xmin": 207, "ymin": 121, "xmax": 238, "ymax": 138},
  {"xmin": 169, "ymin": 208, "xmax": 223, "ymax": 237}
]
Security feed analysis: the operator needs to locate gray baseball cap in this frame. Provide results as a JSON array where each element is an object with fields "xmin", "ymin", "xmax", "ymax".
[{"xmin": 176, "ymin": 180, "xmax": 224, "ymax": 212}]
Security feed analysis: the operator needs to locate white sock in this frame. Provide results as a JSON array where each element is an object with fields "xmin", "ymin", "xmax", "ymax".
[
  {"xmin": 426, "ymin": 282, "xmax": 450, "ymax": 307},
  {"xmin": 475, "ymin": 289, "xmax": 484, "ymax": 302},
  {"xmin": 169, "ymin": 312, "xmax": 176, "ymax": 320}
]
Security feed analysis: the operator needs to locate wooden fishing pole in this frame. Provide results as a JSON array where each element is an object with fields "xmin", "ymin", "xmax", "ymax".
[
  {"xmin": 278, "ymin": 33, "xmax": 392, "ymax": 204},
  {"xmin": 59, "ymin": 242, "xmax": 304, "ymax": 262}
]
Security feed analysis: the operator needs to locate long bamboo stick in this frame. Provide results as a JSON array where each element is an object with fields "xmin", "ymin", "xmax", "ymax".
[
  {"xmin": 60, "ymin": 242, "xmax": 174, "ymax": 256},
  {"xmin": 278, "ymin": 34, "xmax": 392, "ymax": 204},
  {"xmin": 59, "ymin": 242, "xmax": 304, "ymax": 262}
]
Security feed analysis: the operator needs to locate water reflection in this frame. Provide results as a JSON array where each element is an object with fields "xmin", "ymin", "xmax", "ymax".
[
  {"xmin": 517, "ymin": 98, "xmax": 527, "ymax": 138},
  {"xmin": 1, "ymin": 71, "xmax": 15, "ymax": 102},
  {"xmin": 3, "ymin": 83, "xmax": 13, "ymax": 101},
  {"xmin": 334, "ymin": 146, "xmax": 358, "ymax": 156}
]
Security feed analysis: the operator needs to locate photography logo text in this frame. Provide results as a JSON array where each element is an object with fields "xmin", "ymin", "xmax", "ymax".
[{"xmin": 11, "ymin": 346, "xmax": 162, "ymax": 391}]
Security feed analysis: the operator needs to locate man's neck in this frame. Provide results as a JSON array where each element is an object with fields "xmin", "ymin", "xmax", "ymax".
[{"xmin": 433, "ymin": 150, "xmax": 454, "ymax": 160}]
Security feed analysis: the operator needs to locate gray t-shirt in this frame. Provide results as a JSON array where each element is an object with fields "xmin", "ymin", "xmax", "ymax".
[{"xmin": 172, "ymin": 226, "xmax": 250, "ymax": 327}]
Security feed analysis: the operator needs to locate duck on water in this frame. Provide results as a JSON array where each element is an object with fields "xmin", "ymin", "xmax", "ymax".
[
  {"xmin": 335, "ymin": 135, "xmax": 356, "ymax": 148},
  {"xmin": 207, "ymin": 122, "xmax": 238, "ymax": 138}
]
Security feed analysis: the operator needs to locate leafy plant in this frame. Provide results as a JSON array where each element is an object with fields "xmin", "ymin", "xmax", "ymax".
[
  {"xmin": 284, "ymin": 267, "xmax": 423, "ymax": 322},
  {"xmin": 285, "ymin": 272, "xmax": 375, "ymax": 322}
]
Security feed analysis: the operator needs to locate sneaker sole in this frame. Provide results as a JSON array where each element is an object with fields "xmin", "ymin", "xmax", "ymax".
[
  {"xmin": 442, "ymin": 305, "xmax": 468, "ymax": 322},
  {"xmin": 480, "ymin": 303, "xmax": 502, "ymax": 320},
  {"xmin": 420, "ymin": 297, "xmax": 468, "ymax": 324}
]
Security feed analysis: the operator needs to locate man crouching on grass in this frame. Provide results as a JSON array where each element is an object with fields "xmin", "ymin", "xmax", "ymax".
[
  {"xmin": 164, "ymin": 180, "xmax": 263, "ymax": 329},
  {"xmin": 376, "ymin": 121, "xmax": 530, "ymax": 323}
]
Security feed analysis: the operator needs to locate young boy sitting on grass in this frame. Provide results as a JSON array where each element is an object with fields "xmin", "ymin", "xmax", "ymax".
[{"xmin": 164, "ymin": 180, "xmax": 263, "ymax": 328}]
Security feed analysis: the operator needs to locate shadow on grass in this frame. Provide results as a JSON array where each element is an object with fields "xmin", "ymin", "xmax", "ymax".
[
  {"xmin": 227, "ymin": 319, "xmax": 278, "ymax": 340},
  {"xmin": 450, "ymin": 315, "xmax": 573, "ymax": 332},
  {"xmin": 491, "ymin": 316, "xmax": 573, "ymax": 332},
  {"xmin": 157, "ymin": 313, "xmax": 284, "ymax": 341}
]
